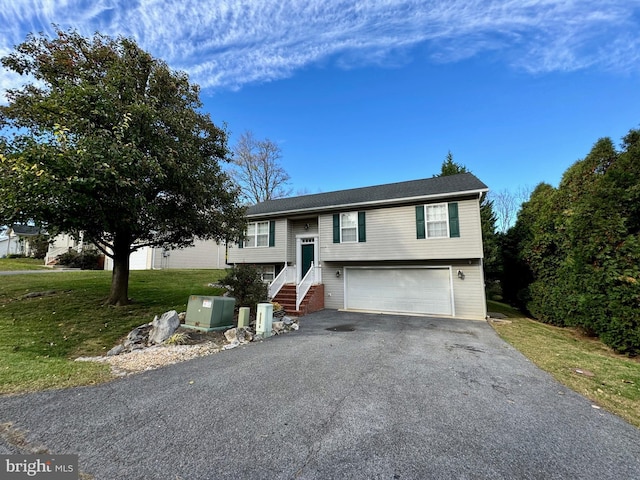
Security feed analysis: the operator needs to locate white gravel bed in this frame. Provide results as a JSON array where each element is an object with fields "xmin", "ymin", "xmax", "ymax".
[{"xmin": 76, "ymin": 342, "xmax": 222, "ymax": 376}]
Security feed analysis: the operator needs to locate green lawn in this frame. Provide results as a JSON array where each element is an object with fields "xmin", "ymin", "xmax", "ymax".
[
  {"xmin": 0, "ymin": 257, "xmax": 47, "ymax": 271},
  {"xmin": 488, "ymin": 300, "xmax": 640, "ymax": 428},
  {"xmin": 0, "ymin": 269, "xmax": 227, "ymax": 394}
]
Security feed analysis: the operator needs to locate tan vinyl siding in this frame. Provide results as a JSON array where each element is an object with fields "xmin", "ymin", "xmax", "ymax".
[
  {"xmin": 318, "ymin": 198, "xmax": 483, "ymax": 262},
  {"xmin": 287, "ymin": 218, "xmax": 318, "ymax": 263},
  {"xmin": 322, "ymin": 262, "xmax": 346, "ymax": 310},
  {"xmin": 152, "ymin": 239, "xmax": 228, "ymax": 269},
  {"xmin": 227, "ymin": 219, "xmax": 287, "ymax": 264},
  {"xmin": 450, "ymin": 261, "xmax": 486, "ymax": 320}
]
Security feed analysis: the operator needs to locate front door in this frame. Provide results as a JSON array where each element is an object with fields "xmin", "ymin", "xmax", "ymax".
[{"xmin": 301, "ymin": 243, "xmax": 314, "ymax": 278}]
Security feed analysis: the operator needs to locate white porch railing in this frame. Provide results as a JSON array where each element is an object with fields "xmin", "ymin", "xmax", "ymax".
[
  {"xmin": 296, "ymin": 263, "xmax": 322, "ymax": 311},
  {"xmin": 44, "ymin": 246, "xmax": 73, "ymax": 265},
  {"xmin": 269, "ymin": 266, "xmax": 296, "ymax": 299}
]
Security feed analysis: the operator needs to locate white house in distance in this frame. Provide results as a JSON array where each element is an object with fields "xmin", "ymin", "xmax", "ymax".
[
  {"xmin": 0, "ymin": 225, "xmax": 43, "ymax": 257},
  {"xmin": 46, "ymin": 234, "xmax": 228, "ymax": 270},
  {"xmin": 227, "ymin": 173, "xmax": 489, "ymax": 319},
  {"xmin": 103, "ymin": 239, "xmax": 228, "ymax": 270}
]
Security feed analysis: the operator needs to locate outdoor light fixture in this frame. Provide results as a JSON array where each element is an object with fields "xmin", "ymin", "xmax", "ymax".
[
  {"xmin": 336, "ymin": 270, "xmax": 341, "ymax": 278},
  {"xmin": 304, "ymin": 223, "xmax": 310, "ymax": 230},
  {"xmin": 457, "ymin": 270, "xmax": 465, "ymax": 280}
]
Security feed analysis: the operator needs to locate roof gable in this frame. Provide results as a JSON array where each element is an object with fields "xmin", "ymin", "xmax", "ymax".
[{"xmin": 246, "ymin": 173, "xmax": 488, "ymax": 217}]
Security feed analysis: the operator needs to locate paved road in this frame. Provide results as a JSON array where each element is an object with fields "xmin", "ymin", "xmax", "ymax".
[
  {"xmin": 1, "ymin": 310, "xmax": 639, "ymax": 479},
  {"xmin": 0, "ymin": 268, "xmax": 80, "ymax": 275}
]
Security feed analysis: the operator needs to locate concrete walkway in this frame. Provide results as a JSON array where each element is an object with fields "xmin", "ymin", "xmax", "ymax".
[{"xmin": 1, "ymin": 310, "xmax": 638, "ymax": 479}]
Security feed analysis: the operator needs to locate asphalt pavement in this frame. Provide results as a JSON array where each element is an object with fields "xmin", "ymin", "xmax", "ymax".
[{"xmin": 1, "ymin": 310, "xmax": 639, "ymax": 479}]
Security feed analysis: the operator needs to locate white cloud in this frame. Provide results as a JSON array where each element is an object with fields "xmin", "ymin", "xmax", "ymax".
[{"xmin": 0, "ymin": 0, "xmax": 638, "ymax": 95}]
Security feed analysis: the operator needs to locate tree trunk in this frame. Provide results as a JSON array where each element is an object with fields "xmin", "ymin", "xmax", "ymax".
[{"xmin": 106, "ymin": 237, "xmax": 131, "ymax": 306}]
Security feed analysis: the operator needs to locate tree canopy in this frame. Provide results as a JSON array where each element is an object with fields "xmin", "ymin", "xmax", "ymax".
[{"xmin": 0, "ymin": 29, "xmax": 246, "ymax": 305}]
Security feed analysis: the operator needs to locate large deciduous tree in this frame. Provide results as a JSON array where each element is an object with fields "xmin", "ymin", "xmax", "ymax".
[
  {"xmin": 0, "ymin": 29, "xmax": 246, "ymax": 305},
  {"xmin": 231, "ymin": 130, "xmax": 292, "ymax": 204}
]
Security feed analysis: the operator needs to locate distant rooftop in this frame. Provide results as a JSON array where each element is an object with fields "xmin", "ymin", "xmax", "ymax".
[
  {"xmin": 247, "ymin": 173, "xmax": 488, "ymax": 217},
  {"xmin": 10, "ymin": 225, "xmax": 43, "ymax": 236}
]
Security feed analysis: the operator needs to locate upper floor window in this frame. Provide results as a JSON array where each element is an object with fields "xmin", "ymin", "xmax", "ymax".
[
  {"xmin": 333, "ymin": 212, "xmax": 366, "ymax": 243},
  {"xmin": 243, "ymin": 221, "xmax": 275, "ymax": 248},
  {"xmin": 341, "ymin": 212, "xmax": 358, "ymax": 242},
  {"xmin": 416, "ymin": 202, "xmax": 460, "ymax": 239},
  {"xmin": 425, "ymin": 204, "xmax": 448, "ymax": 238}
]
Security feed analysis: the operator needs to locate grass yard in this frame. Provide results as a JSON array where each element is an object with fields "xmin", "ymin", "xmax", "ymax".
[
  {"xmin": 488, "ymin": 300, "xmax": 640, "ymax": 428},
  {"xmin": 0, "ymin": 269, "xmax": 226, "ymax": 394},
  {"xmin": 0, "ymin": 257, "xmax": 48, "ymax": 271}
]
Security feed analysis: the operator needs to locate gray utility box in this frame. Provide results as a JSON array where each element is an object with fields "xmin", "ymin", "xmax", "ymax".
[{"xmin": 183, "ymin": 296, "xmax": 236, "ymax": 332}]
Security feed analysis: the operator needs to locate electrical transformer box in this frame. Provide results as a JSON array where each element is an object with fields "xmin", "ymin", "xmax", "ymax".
[{"xmin": 184, "ymin": 295, "xmax": 236, "ymax": 331}]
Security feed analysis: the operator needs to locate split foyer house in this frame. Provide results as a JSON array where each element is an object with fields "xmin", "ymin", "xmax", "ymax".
[{"xmin": 227, "ymin": 173, "xmax": 489, "ymax": 320}]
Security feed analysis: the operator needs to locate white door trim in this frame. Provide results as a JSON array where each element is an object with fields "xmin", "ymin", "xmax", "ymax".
[{"xmin": 295, "ymin": 235, "xmax": 319, "ymax": 283}]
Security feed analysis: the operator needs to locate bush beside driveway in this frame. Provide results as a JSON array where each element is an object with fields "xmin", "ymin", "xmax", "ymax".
[{"xmin": 1, "ymin": 310, "xmax": 639, "ymax": 479}]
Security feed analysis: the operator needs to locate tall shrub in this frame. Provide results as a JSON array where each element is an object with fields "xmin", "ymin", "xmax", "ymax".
[
  {"xmin": 221, "ymin": 264, "xmax": 268, "ymax": 310},
  {"xmin": 510, "ymin": 130, "xmax": 640, "ymax": 354}
]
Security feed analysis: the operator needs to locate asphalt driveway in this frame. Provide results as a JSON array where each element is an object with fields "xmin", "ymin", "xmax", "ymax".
[{"xmin": 1, "ymin": 310, "xmax": 639, "ymax": 479}]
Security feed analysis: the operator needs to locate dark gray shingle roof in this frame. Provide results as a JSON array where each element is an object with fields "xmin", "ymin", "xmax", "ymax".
[
  {"xmin": 247, "ymin": 173, "xmax": 488, "ymax": 217},
  {"xmin": 11, "ymin": 225, "xmax": 43, "ymax": 236}
]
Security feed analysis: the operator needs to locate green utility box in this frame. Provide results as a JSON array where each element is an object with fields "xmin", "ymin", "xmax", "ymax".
[{"xmin": 183, "ymin": 296, "xmax": 236, "ymax": 331}]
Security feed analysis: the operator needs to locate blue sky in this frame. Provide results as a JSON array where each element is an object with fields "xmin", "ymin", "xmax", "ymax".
[{"xmin": 1, "ymin": 1, "xmax": 639, "ymax": 197}]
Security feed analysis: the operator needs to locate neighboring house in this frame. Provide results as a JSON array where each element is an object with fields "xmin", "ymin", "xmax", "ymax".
[
  {"xmin": 1, "ymin": 225, "xmax": 44, "ymax": 257},
  {"xmin": 227, "ymin": 173, "xmax": 489, "ymax": 319},
  {"xmin": 45, "ymin": 232, "xmax": 86, "ymax": 265},
  {"xmin": 0, "ymin": 235, "xmax": 20, "ymax": 257},
  {"xmin": 46, "ymin": 233, "xmax": 228, "ymax": 270},
  {"xmin": 103, "ymin": 239, "xmax": 229, "ymax": 271}
]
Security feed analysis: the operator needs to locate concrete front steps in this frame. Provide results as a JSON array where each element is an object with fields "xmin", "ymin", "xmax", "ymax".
[{"xmin": 273, "ymin": 284, "xmax": 324, "ymax": 317}]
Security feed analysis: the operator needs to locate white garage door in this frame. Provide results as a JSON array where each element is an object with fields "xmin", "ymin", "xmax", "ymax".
[
  {"xmin": 128, "ymin": 248, "xmax": 149, "ymax": 270},
  {"xmin": 345, "ymin": 267, "xmax": 453, "ymax": 316}
]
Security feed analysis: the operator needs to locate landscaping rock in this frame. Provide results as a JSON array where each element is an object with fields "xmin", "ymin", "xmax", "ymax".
[
  {"xmin": 148, "ymin": 310, "xmax": 180, "ymax": 345},
  {"xmin": 123, "ymin": 324, "xmax": 152, "ymax": 349},
  {"xmin": 272, "ymin": 321, "xmax": 284, "ymax": 334},
  {"xmin": 225, "ymin": 327, "xmax": 253, "ymax": 344},
  {"xmin": 224, "ymin": 328, "xmax": 238, "ymax": 343},
  {"xmin": 106, "ymin": 344, "xmax": 124, "ymax": 357},
  {"xmin": 237, "ymin": 327, "xmax": 253, "ymax": 343}
]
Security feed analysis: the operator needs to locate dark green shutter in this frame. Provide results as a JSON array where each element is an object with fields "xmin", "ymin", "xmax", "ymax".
[
  {"xmin": 333, "ymin": 214, "xmax": 340, "ymax": 243},
  {"xmin": 358, "ymin": 211, "xmax": 366, "ymax": 242},
  {"xmin": 269, "ymin": 220, "xmax": 276, "ymax": 247},
  {"xmin": 448, "ymin": 202, "xmax": 460, "ymax": 238},
  {"xmin": 238, "ymin": 236, "xmax": 243, "ymax": 249},
  {"xmin": 415, "ymin": 206, "xmax": 425, "ymax": 239}
]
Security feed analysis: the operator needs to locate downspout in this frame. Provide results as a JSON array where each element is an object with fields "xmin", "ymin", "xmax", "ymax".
[{"xmin": 479, "ymin": 191, "xmax": 488, "ymax": 320}]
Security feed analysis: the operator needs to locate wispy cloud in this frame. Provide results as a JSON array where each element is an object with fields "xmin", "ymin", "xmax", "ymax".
[{"xmin": 1, "ymin": 0, "xmax": 638, "ymax": 94}]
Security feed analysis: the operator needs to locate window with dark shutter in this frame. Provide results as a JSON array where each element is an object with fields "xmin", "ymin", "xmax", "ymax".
[
  {"xmin": 448, "ymin": 203, "xmax": 460, "ymax": 238},
  {"xmin": 415, "ymin": 205, "xmax": 426, "ymax": 239}
]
